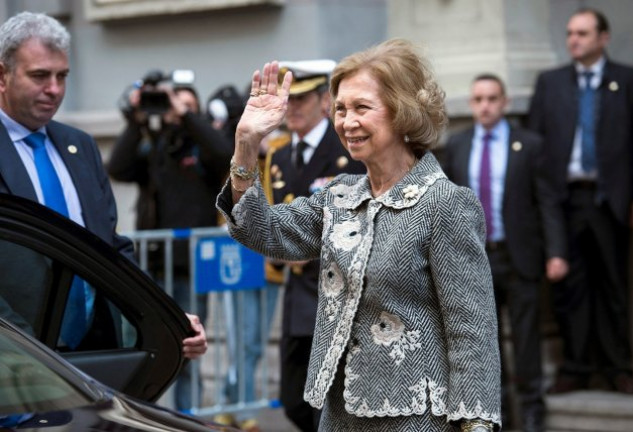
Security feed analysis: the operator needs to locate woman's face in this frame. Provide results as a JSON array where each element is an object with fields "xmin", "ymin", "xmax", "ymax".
[{"xmin": 333, "ymin": 70, "xmax": 400, "ymax": 166}]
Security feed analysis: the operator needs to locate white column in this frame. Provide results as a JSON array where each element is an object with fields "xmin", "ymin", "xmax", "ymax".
[{"xmin": 389, "ymin": 0, "xmax": 558, "ymax": 115}]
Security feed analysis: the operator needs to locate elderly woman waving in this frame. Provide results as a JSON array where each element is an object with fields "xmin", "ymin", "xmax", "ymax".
[{"xmin": 217, "ymin": 39, "xmax": 501, "ymax": 432}]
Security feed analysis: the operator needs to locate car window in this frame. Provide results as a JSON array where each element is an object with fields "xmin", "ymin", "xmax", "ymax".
[
  {"xmin": 0, "ymin": 239, "xmax": 137, "ymax": 351},
  {"xmin": 0, "ymin": 330, "xmax": 92, "ymax": 417}
]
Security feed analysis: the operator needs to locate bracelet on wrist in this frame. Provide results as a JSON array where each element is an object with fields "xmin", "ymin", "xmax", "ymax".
[
  {"xmin": 230, "ymin": 156, "xmax": 259, "ymax": 181},
  {"xmin": 461, "ymin": 419, "xmax": 494, "ymax": 432},
  {"xmin": 230, "ymin": 173, "xmax": 255, "ymax": 193},
  {"xmin": 231, "ymin": 179, "xmax": 252, "ymax": 194}
]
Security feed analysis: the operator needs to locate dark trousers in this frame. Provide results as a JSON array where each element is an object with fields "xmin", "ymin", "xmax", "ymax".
[
  {"xmin": 487, "ymin": 243, "xmax": 544, "ymax": 425},
  {"xmin": 280, "ymin": 335, "xmax": 320, "ymax": 432},
  {"xmin": 553, "ymin": 185, "xmax": 632, "ymax": 379}
]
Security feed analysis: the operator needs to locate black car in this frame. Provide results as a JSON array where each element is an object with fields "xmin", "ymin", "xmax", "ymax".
[{"xmin": 0, "ymin": 193, "xmax": 238, "ymax": 431}]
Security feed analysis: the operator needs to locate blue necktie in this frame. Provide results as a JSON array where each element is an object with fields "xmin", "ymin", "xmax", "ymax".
[
  {"xmin": 23, "ymin": 132, "xmax": 87, "ymax": 349},
  {"xmin": 479, "ymin": 133, "xmax": 493, "ymax": 240},
  {"xmin": 579, "ymin": 71, "xmax": 596, "ymax": 172}
]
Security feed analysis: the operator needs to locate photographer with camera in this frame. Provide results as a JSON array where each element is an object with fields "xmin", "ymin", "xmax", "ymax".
[{"xmin": 108, "ymin": 70, "xmax": 233, "ymax": 412}]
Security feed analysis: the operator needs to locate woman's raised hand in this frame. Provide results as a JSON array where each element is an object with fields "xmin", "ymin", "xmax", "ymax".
[{"xmin": 237, "ymin": 61, "xmax": 293, "ymax": 142}]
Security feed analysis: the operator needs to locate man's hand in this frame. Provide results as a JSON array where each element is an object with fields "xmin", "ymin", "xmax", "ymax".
[
  {"xmin": 182, "ymin": 313, "xmax": 208, "ymax": 360},
  {"xmin": 546, "ymin": 257, "xmax": 569, "ymax": 282},
  {"xmin": 126, "ymin": 88, "xmax": 148, "ymax": 124}
]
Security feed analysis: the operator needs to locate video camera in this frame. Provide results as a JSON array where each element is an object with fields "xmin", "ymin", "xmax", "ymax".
[{"xmin": 136, "ymin": 69, "xmax": 195, "ymax": 114}]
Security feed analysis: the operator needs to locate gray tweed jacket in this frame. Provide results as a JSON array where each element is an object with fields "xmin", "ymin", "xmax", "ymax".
[{"xmin": 217, "ymin": 152, "xmax": 501, "ymax": 427}]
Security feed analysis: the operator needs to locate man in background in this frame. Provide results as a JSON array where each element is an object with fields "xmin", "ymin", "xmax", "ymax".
[
  {"xmin": 0, "ymin": 11, "xmax": 206, "ymax": 361},
  {"xmin": 528, "ymin": 8, "xmax": 633, "ymax": 394},
  {"xmin": 108, "ymin": 75, "xmax": 231, "ymax": 411}
]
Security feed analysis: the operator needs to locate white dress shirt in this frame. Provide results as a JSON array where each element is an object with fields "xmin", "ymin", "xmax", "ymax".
[
  {"xmin": 292, "ymin": 117, "xmax": 329, "ymax": 166},
  {"xmin": 468, "ymin": 119, "xmax": 509, "ymax": 242},
  {"xmin": 568, "ymin": 56, "xmax": 605, "ymax": 181},
  {"xmin": 0, "ymin": 108, "xmax": 85, "ymax": 227}
]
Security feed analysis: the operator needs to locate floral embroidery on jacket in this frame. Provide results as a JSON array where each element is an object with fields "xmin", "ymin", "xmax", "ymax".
[
  {"xmin": 330, "ymin": 219, "xmax": 362, "ymax": 251},
  {"xmin": 371, "ymin": 312, "xmax": 422, "ymax": 365},
  {"xmin": 376, "ymin": 171, "xmax": 446, "ymax": 209},
  {"xmin": 330, "ymin": 183, "xmax": 355, "ymax": 207},
  {"xmin": 321, "ymin": 262, "xmax": 344, "ymax": 321},
  {"xmin": 322, "ymin": 262, "xmax": 344, "ymax": 297}
]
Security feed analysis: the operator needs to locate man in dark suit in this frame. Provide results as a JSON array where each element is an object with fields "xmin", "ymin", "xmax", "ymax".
[
  {"xmin": 267, "ymin": 60, "xmax": 365, "ymax": 432},
  {"xmin": 0, "ymin": 11, "xmax": 206, "ymax": 359},
  {"xmin": 442, "ymin": 74, "xmax": 567, "ymax": 432},
  {"xmin": 528, "ymin": 8, "xmax": 633, "ymax": 394}
]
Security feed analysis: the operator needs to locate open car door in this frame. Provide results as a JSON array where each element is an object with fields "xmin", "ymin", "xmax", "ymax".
[{"xmin": 0, "ymin": 193, "xmax": 191, "ymax": 402}]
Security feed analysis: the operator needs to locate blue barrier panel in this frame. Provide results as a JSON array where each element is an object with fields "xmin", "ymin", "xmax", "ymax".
[{"xmin": 195, "ymin": 236, "xmax": 265, "ymax": 292}]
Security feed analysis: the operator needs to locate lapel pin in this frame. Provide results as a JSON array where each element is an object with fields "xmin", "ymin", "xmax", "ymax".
[
  {"xmin": 337, "ymin": 156, "xmax": 349, "ymax": 169},
  {"xmin": 609, "ymin": 81, "xmax": 619, "ymax": 92},
  {"xmin": 67, "ymin": 145, "xmax": 78, "ymax": 154},
  {"xmin": 511, "ymin": 141, "xmax": 522, "ymax": 152}
]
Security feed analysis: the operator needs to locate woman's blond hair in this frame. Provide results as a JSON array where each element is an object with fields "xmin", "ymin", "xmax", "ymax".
[{"xmin": 330, "ymin": 38, "xmax": 447, "ymax": 155}]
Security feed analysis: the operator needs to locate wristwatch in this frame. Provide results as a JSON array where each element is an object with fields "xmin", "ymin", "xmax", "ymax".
[{"xmin": 461, "ymin": 419, "xmax": 494, "ymax": 432}]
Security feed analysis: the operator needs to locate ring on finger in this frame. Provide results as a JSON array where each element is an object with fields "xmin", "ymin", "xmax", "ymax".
[
  {"xmin": 249, "ymin": 91, "xmax": 258, "ymax": 97},
  {"xmin": 258, "ymin": 89, "xmax": 268, "ymax": 95}
]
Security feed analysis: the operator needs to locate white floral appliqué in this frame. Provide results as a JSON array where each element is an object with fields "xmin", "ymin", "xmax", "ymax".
[
  {"xmin": 402, "ymin": 184, "xmax": 421, "ymax": 202},
  {"xmin": 371, "ymin": 312, "xmax": 422, "ymax": 365},
  {"xmin": 330, "ymin": 183, "xmax": 354, "ymax": 207},
  {"xmin": 322, "ymin": 262, "xmax": 343, "ymax": 297},
  {"xmin": 321, "ymin": 262, "xmax": 344, "ymax": 321},
  {"xmin": 329, "ymin": 219, "xmax": 361, "ymax": 251}
]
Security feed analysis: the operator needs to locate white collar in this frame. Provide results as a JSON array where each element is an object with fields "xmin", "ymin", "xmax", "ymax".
[
  {"xmin": 575, "ymin": 56, "xmax": 606, "ymax": 75},
  {"xmin": 292, "ymin": 117, "xmax": 329, "ymax": 149}
]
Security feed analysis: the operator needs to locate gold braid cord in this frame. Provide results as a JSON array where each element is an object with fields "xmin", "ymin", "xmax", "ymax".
[{"xmin": 262, "ymin": 133, "xmax": 290, "ymax": 284}]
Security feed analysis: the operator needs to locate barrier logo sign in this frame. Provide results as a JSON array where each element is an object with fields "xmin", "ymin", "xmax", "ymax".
[{"xmin": 195, "ymin": 236, "xmax": 264, "ymax": 292}]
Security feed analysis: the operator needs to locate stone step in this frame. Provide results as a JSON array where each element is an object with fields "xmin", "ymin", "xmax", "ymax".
[{"xmin": 546, "ymin": 391, "xmax": 633, "ymax": 432}]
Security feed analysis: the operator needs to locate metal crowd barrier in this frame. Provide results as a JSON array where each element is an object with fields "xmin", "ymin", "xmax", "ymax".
[{"xmin": 123, "ymin": 226, "xmax": 282, "ymax": 418}]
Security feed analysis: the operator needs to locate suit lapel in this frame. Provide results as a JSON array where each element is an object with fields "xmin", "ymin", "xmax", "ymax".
[
  {"xmin": 598, "ymin": 61, "xmax": 616, "ymax": 136},
  {"xmin": 503, "ymin": 128, "xmax": 520, "ymax": 212},
  {"xmin": 561, "ymin": 65, "xmax": 578, "ymax": 113},
  {"xmin": 0, "ymin": 122, "xmax": 39, "ymax": 200},
  {"xmin": 456, "ymin": 130, "xmax": 474, "ymax": 188},
  {"xmin": 561, "ymin": 65, "xmax": 580, "ymax": 152}
]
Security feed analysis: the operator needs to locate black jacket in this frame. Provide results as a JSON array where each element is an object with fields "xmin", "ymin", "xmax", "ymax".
[
  {"xmin": 442, "ymin": 125, "xmax": 566, "ymax": 280},
  {"xmin": 108, "ymin": 112, "xmax": 233, "ymax": 270},
  {"xmin": 528, "ymin": 60, "xmax": 633, "ymax": 225}
]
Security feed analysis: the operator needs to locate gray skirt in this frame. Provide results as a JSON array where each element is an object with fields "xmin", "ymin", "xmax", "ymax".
[{"xmin": 318, "ymin": 357, "xmax": 456, "ymax": 432}]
